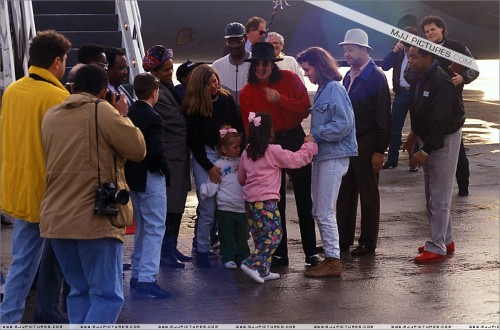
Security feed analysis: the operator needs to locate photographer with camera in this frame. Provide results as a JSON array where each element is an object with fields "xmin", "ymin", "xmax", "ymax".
[{"xmin": 39, "ymin": 64, "xmax": 145, "ymax": 323}]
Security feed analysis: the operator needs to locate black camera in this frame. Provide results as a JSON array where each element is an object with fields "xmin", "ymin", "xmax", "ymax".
[
  {"xmin": 94, "ymin": 182, "xmax": 129, "ymax": 216},
  {"xmin": 105, "ymin": 90, "xmax": 121, "ymax": 103}
]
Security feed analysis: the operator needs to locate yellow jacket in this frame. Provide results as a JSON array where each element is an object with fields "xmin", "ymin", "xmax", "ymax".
[{"xmin": 0, "ymin": 66, "xmax": 70, "ymax": 222}]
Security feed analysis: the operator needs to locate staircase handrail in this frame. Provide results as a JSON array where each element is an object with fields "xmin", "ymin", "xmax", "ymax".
[
  {"xmin": 115, "ymin": 0, "xmax": 145, "ymax": 82},
  {"xmin": 0, "ymin": 0, "xmax": 35, "ymax": 97}
]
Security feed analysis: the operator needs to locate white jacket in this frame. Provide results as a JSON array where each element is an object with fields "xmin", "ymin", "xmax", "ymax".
[{"xmin": 200, "ymin": 156, "xmax": 245, "ymax": 213}]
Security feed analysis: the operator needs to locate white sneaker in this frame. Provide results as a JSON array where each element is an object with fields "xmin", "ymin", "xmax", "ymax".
[
  {"xmin": 241, "ymin": 264, "xmax": 264, "ymax": 284},
  {"xmin": 224, "ymin": 261, "xmax": 237, "ymax": 269},
  {"xmin": 262, "ymin": 272, "xmax": 280, "ymax": 281}
]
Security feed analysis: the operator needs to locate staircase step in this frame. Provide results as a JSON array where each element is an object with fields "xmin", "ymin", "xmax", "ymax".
[
  {"xmin": 32, "ymin": 1, "xmax": 115, "ymax": 15},
  {"xmin": 35, "ymin": 14, "xmax": 118, "ymax": 32},
  {"xmin": 59, "ymin": 31, "xmax": 122, "ymax": 49}
]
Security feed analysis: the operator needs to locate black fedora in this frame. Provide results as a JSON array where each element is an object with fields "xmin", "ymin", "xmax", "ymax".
[{"xmin": 244, "ymin": 42, "xmax": 283, "ymax": 62}]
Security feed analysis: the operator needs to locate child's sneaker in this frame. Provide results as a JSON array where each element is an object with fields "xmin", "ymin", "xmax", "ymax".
[
  {"xmin": 262, "ymin": 272, "xmax": 280, "ymax": 281},
  {"xmin": 241, "ymin": 264, "xmax": 264, "ymax": 284},
  {"xmin": 224, "ymin": 261, "xmax": 237, "ymax": 269}
]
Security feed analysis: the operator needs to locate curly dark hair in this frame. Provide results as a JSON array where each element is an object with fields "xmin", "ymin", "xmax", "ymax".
[
  {"xmin": 29, "ymin": 30, "xmax": 71, "ymax": 68},
  {"xmin": 247, "ymin": 61, "xmax": 281, "ymax": 85},
  {"xmin": 246, "ymin": 112, "xmax": 272, "ymax": 161}
]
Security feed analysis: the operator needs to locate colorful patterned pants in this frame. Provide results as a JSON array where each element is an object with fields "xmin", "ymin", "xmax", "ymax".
[{"xmin": 242, "ymin": 200, "xmax": 282, "ymax": 276}]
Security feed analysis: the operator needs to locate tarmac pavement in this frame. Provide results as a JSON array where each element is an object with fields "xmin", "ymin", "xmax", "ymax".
[{"xmin": 1, "ymin": 98, "xmax": 499, "ymax": 326}]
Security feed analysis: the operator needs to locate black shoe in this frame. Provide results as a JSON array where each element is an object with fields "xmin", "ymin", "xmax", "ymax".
[
  {"xmin": 351, "ymin": 245, "xmax": 375, "ymax": 257},
  {"xmin": 271, "ymin": 255, "xmax": 289, "ymax": 268},
  {"xmin": 160, "ymin": 254, "xmax": 185, "ymax": 268},
  {"xmin": 130, "ymin": 277, "xmax": 138, "ymax": 289},
  {"xmin": 135, "ymin": 281, "xmax": 171, "ymax": 299},
  {"xmin": 123, "ymin": 263, "xmax": 131, "ymax": 271},
  {"xmin": 305, "ymin": 255, "xmax": 322, "ymax": 266},
  {"xmin": 409, "ymin": 166, "xmax": 419, "ymax": 172},
  {"xmin": 1, "ymin": 215, "xmax": 12, "ymax": 226},
  {"xmin": 195, "ymin": 252, "xmax": 211, "ymax": 268},
  {"xmin": 175, "ymin": 249, "xmax": 193, "ymax": 262},
  {"xmin": 458, "ymin": 186, "xmax": 469, "ymax": 197},
  {"xmin": 382, "ymin": 162, "xmax": 398, "ymax": 169}
]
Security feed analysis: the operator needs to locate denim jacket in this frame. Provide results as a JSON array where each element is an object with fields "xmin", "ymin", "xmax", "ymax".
[{"xmin": 310, "ymin": 80, "xmax": 358, "ymax": 162}]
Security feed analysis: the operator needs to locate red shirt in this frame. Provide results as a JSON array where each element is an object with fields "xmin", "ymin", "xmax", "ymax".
[{"xmin": 239, "ymin": 70, "xmax": 311, "ymax": 132}]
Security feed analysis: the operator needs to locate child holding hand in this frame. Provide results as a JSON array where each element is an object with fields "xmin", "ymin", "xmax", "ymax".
[
  {"xmin": 238, "ymin": 112, "xmax": 317, "ymax": 283},
  {"xmin": 200, "ymin": 127, "xmax": 250, "ymax": 269}
]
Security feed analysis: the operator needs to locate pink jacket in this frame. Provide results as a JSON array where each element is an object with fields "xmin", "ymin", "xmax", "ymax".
[{"xmin": 238, "ymin": 142, "xmax": 317, "ymax": 202}]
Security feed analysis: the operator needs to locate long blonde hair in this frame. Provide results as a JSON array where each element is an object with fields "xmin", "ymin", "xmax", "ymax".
[{"xmin": 182, "ymin": 64, "xmax": 229, "ymax": 117}]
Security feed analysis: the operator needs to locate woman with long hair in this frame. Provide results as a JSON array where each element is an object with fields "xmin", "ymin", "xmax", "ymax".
[
  {"xmin": 183, "ymin": 64, "xmax": 243, "ymax": 268},
  {"xmin": 297, "ymin": 46, "xmax": 358, "ymax": 278}
]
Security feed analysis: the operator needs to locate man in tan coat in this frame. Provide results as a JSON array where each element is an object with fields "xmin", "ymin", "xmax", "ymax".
[{"xmin": 40, "ymin": 65, "xmax": 145, "ymax": 323}]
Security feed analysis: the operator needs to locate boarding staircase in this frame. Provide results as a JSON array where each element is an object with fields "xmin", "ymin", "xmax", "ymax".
[{"xmin": 0, "ymin": 0, "xmax": 145, "ymax": 103}]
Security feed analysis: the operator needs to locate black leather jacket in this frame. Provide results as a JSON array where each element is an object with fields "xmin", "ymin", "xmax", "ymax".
[{"xmin": 343, "ymin": 59, "xmax": 391, "ymax": 154}]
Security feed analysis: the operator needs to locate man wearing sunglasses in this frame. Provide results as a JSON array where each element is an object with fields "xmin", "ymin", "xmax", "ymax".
[
  {"xmin": 245, "ymin": 16, "xmax": 267, "ymax": 53},
  {"xmin": 212, "ymin": 22, "xmax": 251, "ymax": 116}
]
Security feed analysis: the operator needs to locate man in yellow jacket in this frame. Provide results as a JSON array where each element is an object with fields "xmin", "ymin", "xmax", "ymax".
[{"xmin": 0, "ymin": 30, "xmax": 71, "ymax": 324}]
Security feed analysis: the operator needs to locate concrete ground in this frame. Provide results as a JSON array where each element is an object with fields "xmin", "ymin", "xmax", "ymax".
[{"xmin": 1, "ymin": 97, "xmax": 499, "ymax": 326}]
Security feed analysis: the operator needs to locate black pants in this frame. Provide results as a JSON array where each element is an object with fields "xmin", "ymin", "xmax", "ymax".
[
  {"xmin": 273, "ymin": 125, "xmax": 317, "ymax": 259},
  {"xmin": 161, "ymin": 212, "xmax": 183, "ymax": 256},
  {"xmin": 455, "ymin": 139, "xmax": 469, "ymax": 188},
  {"xmin": 34, "ymin": 240, "xmax": 67, "ymax": 323},
  {"xmin": 337, "ymin": 132, "xmax": 380, "ymax": 250}
]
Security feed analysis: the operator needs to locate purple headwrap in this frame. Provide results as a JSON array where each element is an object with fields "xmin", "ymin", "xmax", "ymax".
[{"xmin": 142, "ymin": 45, "xmax": 173, "ymax": 72}]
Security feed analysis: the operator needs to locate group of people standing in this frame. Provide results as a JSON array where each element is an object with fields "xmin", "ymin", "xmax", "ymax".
[{"xmin": 0, "ymin": 12, "xmax": 477, "ymax": 324}]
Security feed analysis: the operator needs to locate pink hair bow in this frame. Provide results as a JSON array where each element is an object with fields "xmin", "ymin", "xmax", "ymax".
[
  {"xmin": 219, "ymin": 127, "xmax": 237, "ymax": 138},
  {"xmin": 248, "ymin": 112, "xmax": 261, "ymax": 127}
]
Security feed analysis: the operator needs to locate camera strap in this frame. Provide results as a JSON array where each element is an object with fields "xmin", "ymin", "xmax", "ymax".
[{"xmin": 94, "ymin": 100, "xmax": 119, "ymax": 187}]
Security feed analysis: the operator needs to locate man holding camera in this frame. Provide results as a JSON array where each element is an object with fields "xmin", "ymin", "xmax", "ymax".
[{"xmin": 39, "ymin": 65, "xmax": 145, "ymax": 323}]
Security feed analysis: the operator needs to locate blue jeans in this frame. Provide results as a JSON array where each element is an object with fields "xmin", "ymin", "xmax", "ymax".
[
  {"xmin": 51, "ymin": 238, "xmax": 124, "ymax": 324},
  {"xmin": 130, "ymin": 170, "xmax": 167, "ymax": 282},
  {"xmin": 0, "ymin": 219, "xmax": 44, "ymax": 324},
  {"xmin": 192, "ymin": 146, "xmax": 218, "ymax": 253},
  {"xmin": 387, "ymin": 90, "xmax": 411, "ymax": 165},
  {"xmin": 312, "ymin": 158, "xmax": 350, "ymax": 259},
  {"xmin": 422, "ymin": 129, "xmax": 461, "ymax": 255}
]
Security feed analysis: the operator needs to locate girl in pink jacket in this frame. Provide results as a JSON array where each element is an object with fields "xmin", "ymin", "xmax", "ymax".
[{"xmin": 238, "ymin": 112, "xmax": 317, "ymax": 283}]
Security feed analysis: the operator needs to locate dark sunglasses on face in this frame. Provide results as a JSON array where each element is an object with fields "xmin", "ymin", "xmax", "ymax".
[
  {"xmin": 253, "ymin": 29, "xmax": 267, "ymax": 36},
  {"xmin": 225, "ymin": 37, "xmax": 245, "ymax": 46}
]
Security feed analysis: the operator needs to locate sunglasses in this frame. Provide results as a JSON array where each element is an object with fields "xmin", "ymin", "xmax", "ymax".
[
  {"xmin": 225, "ymin": 37, "xmax": 245, "ymax": 46},
  {"xmin": 253, "ymin": 29, "xmax": 267, "ymax": 36}
]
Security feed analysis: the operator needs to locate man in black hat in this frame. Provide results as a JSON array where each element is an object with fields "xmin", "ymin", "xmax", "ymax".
[
  {"xmin": 212, "ymin": 22, "xmax": 251, "ymax": 113},
  {"xmin": 240, "ymin": 42, "xmax": 321, "ymax": 268},
  {"xmin": 174, "ymin": 60, "xmax": 202, "ymax": 100}
]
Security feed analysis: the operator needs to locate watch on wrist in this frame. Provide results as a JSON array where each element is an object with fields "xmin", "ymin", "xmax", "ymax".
[{"xmin": 421, "ymin": 150, "xmax": 429, "ymax": 157}]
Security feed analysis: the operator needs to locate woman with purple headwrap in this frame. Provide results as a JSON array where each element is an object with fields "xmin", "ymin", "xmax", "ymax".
[{"xmin": 142, "ymin": 45, "xmax": 193, "ymax": 269}]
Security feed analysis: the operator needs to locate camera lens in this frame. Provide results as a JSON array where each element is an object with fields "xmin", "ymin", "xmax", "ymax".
[{"xmin": 114, "ymin": 190, "xmax": 129, "ymax": 205}]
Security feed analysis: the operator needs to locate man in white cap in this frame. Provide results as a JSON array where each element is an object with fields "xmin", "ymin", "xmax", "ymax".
[
  {"xmin": 336, "ymin": 28, "xmax": 391, "ymax": 257},
  {"xmin": 212, "ymin": 22, "xmax": 251, "ymax": 114}
]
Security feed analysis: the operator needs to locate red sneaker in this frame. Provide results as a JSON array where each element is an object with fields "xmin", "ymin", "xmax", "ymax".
[
  {"xmin": 414, "ymin": 251, "xmax": 446, "ymax": 263},
  {"xmin": 418, "ymin": 241, "xmax": 455, "ymax": 254}
]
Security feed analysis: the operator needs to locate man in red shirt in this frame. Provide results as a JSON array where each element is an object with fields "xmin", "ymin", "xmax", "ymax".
[{"xmin": 240, "ymin": 42, "xmax": 321, "ymax": 268}]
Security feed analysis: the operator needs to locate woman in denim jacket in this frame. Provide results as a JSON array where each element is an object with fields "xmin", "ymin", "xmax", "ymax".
[{"xmin": 297, "ymin": 47, "xmax": 358, "ymax": 278}]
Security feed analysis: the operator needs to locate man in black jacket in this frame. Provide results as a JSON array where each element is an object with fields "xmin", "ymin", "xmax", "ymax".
[
  {"xmin": 403, "ymin": 46, "xmax": 464, "ymax": 263},
  {"xmin": 421, "ymin": 15, "xmax": 479, "ymax": 197},
  {"xmin": 381, "ymin": 26, "xmax": 419, "ymax": 171},
  {"xmin": 337, "ymin": 29, "xmax": 391, "ymax": 256},
  {"xmin": 125, "ymin": 73, "xmax": 171, "ymax": 298}
]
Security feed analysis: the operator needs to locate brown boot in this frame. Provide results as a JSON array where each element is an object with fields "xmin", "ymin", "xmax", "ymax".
[{"xmin": 304, "ymin": 257, "xmax": 342, "ymax": 278}]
